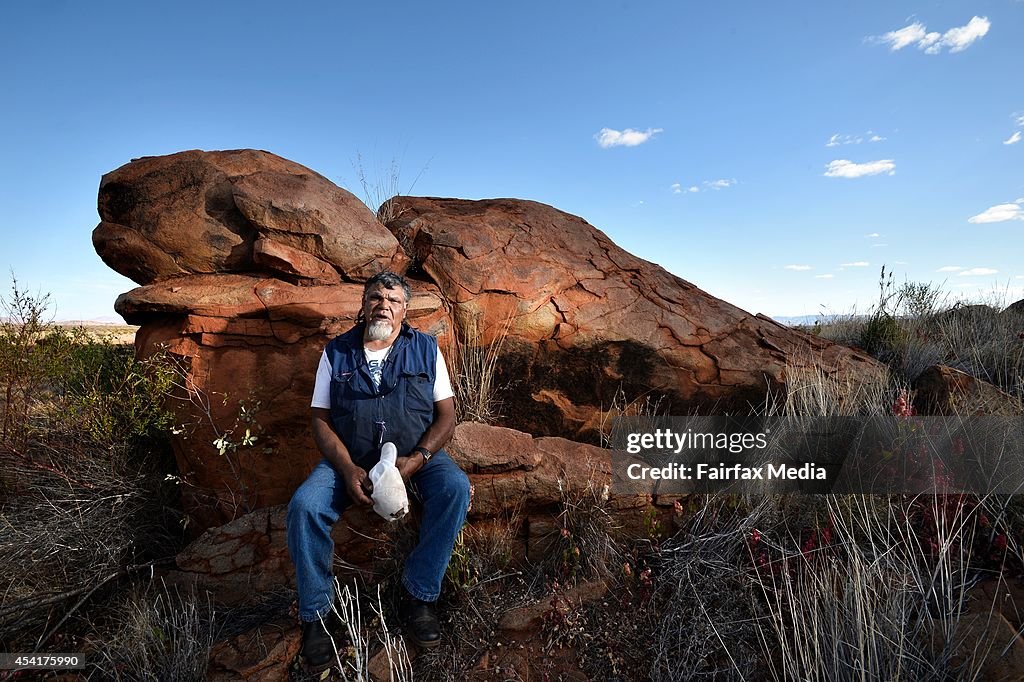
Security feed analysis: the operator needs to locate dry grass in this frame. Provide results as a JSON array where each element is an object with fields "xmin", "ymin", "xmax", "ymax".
[
  {"xmin": 91, "ymin": 582, "xmax": 215, "ymax": 681},
  {"xmin": 450, "ymin": 310, "xmax": 514, "ymax": 424}
]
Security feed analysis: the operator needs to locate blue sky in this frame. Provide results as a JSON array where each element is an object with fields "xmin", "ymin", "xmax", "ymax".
[{"xmin": 1, "ymin": 1, "xmax": 1021, "ymax": 321}]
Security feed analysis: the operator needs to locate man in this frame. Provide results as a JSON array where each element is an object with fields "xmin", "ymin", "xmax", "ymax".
[{"xmin": 287, "ymin": 271, "xmax": 470, "ymax": 670}]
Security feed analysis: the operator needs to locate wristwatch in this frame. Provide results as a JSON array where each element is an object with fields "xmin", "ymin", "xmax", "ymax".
[{"xmin": 413, "ymin": 446, "xmax": 433, "ymax": 462}]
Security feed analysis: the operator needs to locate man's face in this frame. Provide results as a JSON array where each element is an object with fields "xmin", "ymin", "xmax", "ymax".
[{"xmin": 363, "ymin": 284, "xmax": 407, "ymax": 341}]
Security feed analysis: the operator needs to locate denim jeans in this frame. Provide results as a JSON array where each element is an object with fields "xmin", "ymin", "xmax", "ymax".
[{"xmin": 286, "ymin": 450, "xmax": 471, "ymax": 621}]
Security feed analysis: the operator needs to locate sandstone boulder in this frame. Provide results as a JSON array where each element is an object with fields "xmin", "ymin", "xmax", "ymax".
[
  {"xmin": 385, "ymin": 197, "xmax": 888, "ymax": 439},
  {"xmin": 913, "ymin": 365, "xmax": 1023, "ymax": 416},
  {"xmin": 94, "ymin": 149, "xmax": 407, "ymax": 284},
  {"xmin": 93, "ymin": 150, "xmax": 889, "ymax": 532}
]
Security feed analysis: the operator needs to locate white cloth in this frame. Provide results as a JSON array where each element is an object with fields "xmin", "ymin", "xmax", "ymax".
[
  {"xmin": 310, "ymin": 342, "xmax": 454, "ymax": 409},
  {"xmin": 368, "ymin": 443, "xmax": 409, "ymax": 521}
]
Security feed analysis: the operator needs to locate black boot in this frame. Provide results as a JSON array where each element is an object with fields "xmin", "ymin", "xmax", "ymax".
[
  {"xmin": 399, "ymin": 594, "xmax": 441, "ymax": 649},
  {"xmin": 300, "ymin": 610, "xmax": 344, "ymax": 671}
]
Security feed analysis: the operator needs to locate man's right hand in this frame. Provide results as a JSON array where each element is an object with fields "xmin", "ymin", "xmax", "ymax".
[{"xmin": 344, "ymin": 464, "xmax": 374, "ymax": 505}]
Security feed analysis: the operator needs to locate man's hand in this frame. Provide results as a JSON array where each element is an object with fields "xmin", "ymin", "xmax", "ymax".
[
  {"xmin": 343, "ymin": 464, "xmax": 374, "ymax": 505},
  {"xmin": 395, "ymin": 455, "xmax": 421, "ymax": 483}
]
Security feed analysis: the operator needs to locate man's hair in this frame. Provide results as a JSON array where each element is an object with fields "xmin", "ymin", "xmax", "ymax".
[{"xmin": 363, "ymin": 271, "xmax": 411, "ymax": 304}]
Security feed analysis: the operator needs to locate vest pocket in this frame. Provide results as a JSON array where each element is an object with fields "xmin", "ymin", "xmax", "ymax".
[
  {"xmin": 400, "ymin": 371, "xmax": 433, "ymax": 415},
  {"xmin": 330, "ymin": 371, "xmax": 356, "ymax": 416}
]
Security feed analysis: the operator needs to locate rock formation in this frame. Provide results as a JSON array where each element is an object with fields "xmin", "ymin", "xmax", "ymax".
[
  {"xmin": 914, "ymin": 365, "xmax": 1023, "ymax": 416},
  {"xmin": 93, "ymin": 148, "xmax": 887, "ymax": 530},
  {"xmin": 386, "ymin": 196, "xmax": 886, "ymax": 438}
]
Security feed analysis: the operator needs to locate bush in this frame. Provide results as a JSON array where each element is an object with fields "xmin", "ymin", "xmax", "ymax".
[{"xmin": 0, "ymin": 280, "xmax": 181, "ymax": 656}]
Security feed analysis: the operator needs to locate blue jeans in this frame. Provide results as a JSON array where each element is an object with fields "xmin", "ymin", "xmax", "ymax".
[{"xmin": 286, "ymin": 450, "xmax": 471, "ymax": 621}]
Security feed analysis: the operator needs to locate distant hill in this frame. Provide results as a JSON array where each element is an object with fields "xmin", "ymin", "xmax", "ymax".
[{"xmin": 768, "ymin": 314, "xmax": 866, "ymax": 328}]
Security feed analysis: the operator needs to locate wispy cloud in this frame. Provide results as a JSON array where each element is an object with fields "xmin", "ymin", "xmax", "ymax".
[
  {"xmin": 958, "ymin": 267, "xmax": 999, "ymax": 276},
  {"xmin": 1017, "ymin": 115, "xmax": 1024, "ymax": 127},
  {"xmin": 595, "ymin": 127, "xmax": 663, "ymax": 148},
  {"xmin": 968, "ymin": 199, "xmax": 1024, "ymax": 224},
  {"xmin": 784, "ymin": 265, "xmax": 813, "ymax": 271},
  {"xmin": 673, "ymin": 179, "xmax": 735, "ymax": 193},
  {"xmin": 937, "ymin": 266, "xmax": 964, "ymax": 272},
  {"xmin": 824, "ymin": 159, "xmax": 896, "ymax": 178},
  {"xmin": 866, "ymin": 232, "xmax": 880, "ymax": 238},
  {"xmin": 840, "ymin": 261, "xmax": 870, "ymax": 267},
  {"xmin": 826, "ymin": 131, "xmax": 886, "ymax": 147},
  {"xmin": 876, "ymin": 21, "xmax": 928, "ymax": 50},
  {"xmin": 872, "ymin": 16, "xmax": 990, "ymax": 54},
  {"xmin": 814, "ymin": 274, "xmax": 834, "ymax": 279},
  {"xmin": 1004, "ymin": 131, "xmax": 1022, "ymax": 145}
]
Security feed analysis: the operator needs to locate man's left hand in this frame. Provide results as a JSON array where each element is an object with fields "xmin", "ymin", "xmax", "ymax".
[{"xmin": 395, "ymin": 455, "xmax": 422, "ymax": 482}]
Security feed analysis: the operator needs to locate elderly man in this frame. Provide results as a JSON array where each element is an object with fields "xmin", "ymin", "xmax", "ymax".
[{"xmin": 287, "ymin": 271, "xmax": 470, "ymax": 670}]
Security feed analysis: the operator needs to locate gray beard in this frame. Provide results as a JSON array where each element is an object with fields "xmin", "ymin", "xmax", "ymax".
[{"xmin": 366, "ymin": 320, "xmax": 394, "ymax": 342}]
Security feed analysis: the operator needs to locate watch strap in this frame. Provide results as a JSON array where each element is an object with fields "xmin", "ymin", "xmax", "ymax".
[{"xmin": 413, "ymin": 446, "xmax": 433, "ymax": 461}]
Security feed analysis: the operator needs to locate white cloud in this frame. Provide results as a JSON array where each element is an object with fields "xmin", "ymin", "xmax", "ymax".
[
  {"xmin": 866, "ymin": 232, "xmax": 880, "ymax": 238},
  {"xmin": 814, "ymin": 274, "xmax": 835, "ymax": 279},
  {"xmin": 941, "ymin": 16, "xmax": 990, "ymax": 53},
  {"xmin": 1016, "ymin": 115, "xmax": 1024, "ymax": 127},
  {"xmin": 872, "ymin": 16, "xmax": 990, "ymax": 54},
  {"xmin": 784, "ymin": 265, "xmax": 812, "ymax": 271},
  {"xmin": 937, "ymin": 266, "xmax": 964, "ymax": 272},
  {"xmin": 595, "ymin": 127, "xmax": 663, "ymax": 148},
  {"xmin": 878, "ymin": 21, "xmax": 927, "ymax": 50},
  {"xmin": 1004, "ymin": 131, "xmax": 1022, "ymax": 145},
  {"xmin": 968, "ymin": 200, "xmax": 1024, "ymax": 224},
  {"xmin": 674, "ymin": 179, "xmax": 733, "ymax": 193},
  {"xmin": 841, "ymin": 261, "xmax": 870, "ymax": 267},
  {"xmin": 958, "ymin": 268, "xmax": 998, "ymax": 276},
  {"xmin": 826, "ymin": 132, "xmax": 885, "ymax": 147},
  {"xmin": 919, "ymin": 32, "xmax": 942, "ymax": 54},
  {"xmin": 824, "ymin": 159, "xmax": 896, "ymax": 178}
]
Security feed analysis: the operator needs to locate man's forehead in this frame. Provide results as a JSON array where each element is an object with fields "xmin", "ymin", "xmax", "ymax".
[{"xmin": 365, "ymin": 284, "xmax": 406, "ymax": 300}]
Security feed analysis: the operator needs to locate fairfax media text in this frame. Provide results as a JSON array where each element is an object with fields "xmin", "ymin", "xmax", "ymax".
[{"xmin": 626, "ymin": 462, "xmax": 827, "ymax": 481}]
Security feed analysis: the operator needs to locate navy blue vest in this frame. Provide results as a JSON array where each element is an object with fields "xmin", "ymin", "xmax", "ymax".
[{"xmin": 325, "ymin": 323, "xmax": 437, "ymax": 469}]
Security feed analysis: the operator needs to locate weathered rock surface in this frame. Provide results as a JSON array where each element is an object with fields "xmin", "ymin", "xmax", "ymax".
[
  {"xmin": 207, "ymin": 616, "xmax": 300, "ymax": 682},
  {"xmin": 914, "ymin": 365, "xmax": 1022, "ymax": 416},
  {"xmin": 385, "ymin": 196, "xmax": 887, "ymax": 439},
  {"xmin": 94, "ymin": 149, "xmax": 407, "ymax": 284}
]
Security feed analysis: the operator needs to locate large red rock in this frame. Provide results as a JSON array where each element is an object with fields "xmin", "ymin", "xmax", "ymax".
[
  {"xmin": 94, "ymin": 149, "xmax": 407, "ymax": 284},
  {"xmin": 385, "ymin": 197, "xmax": 888, "ymax": 439},
  {"xmin": 92, "ymin": 150, "xmax": 887, "ymax": 532}
]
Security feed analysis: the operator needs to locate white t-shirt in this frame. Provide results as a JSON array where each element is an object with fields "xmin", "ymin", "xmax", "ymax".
[{"xmin": 310, "ymin": 343, "xmax": 455, "ymax": 409}]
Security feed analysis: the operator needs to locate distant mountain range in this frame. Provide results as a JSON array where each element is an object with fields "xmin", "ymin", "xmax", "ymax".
[{"xmin": 767, "ymin": 314, "xmax": 864, "ymax": 327}]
